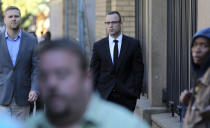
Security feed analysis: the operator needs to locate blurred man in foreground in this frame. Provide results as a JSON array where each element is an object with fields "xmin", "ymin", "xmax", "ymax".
[
  {"xmin": 0, "ymin": 113, "xmax": 23, "ymax": 128},
  {"xmin": 25, "ymin": 39, "xmax": 150, "ymax": 128}
]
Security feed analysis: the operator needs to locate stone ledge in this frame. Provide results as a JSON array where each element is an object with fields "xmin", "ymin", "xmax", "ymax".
[
  {"xmin": 151, "ymin": 113, "xmax": 180, "ymax": 128},
  {"xmin": 134, "ymin": 96, "xmax": 169, "ymax": 125}
]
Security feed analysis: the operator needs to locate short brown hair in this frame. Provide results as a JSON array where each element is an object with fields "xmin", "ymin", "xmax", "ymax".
[
  {"xmin": 107, "ymin": 11, "xmax": 121, "ymax": 22},
  {"xmin": 4, "ymin": 6, "xmax": 21, "ymax": 16},
  {"xmin": 37, "ymin": 39, "xmax": 88, "ymax": 73}
]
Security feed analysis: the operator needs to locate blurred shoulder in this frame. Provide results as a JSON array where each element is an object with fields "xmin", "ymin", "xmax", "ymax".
[
  {"xmin": 200, "ymin": 67, "xmax": 210, "ymax": 86},
  {"xmin": 97, "ymin": 97, "xmax": 150, "ymax": 128},
  {"xmin": 22, "ymin": 31, "xmax": 38, "ymax": 45},
  {"xmin": 93, "ymin": 36, "xmax": 108, "ymax": 47},
  {"xmin": 123, "ymin": 35, "xmax": 139, "ymax": 42},
  {"xmin": 25, "ymin": 112, "xmax": 54, "ymax": 128}
]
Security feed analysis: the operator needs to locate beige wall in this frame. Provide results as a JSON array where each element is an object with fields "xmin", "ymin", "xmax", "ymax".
[
  {"xmin": 85, "ymin": 0, "xmax": 96, "ymax": 43},
  {"xmin": 147, "ymin": 0, "xmax": 167, "ymax": 107},
  {"xmin": 197, "ymin": 0, "xmax": 210, "ymax": 31},
  {"xmin": 112, "ymin": 0, "xmax": 135, "ymax": 37},
  {"xmin": 49, "ymin": 0, "xmax": 64, "ymax": 39},
  {"xmin": 95, "ymin": 0, "xmax": 110, "ymax": 40}
]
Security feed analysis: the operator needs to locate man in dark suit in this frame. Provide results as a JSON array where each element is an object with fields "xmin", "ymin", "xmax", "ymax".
[
  {"xmin": 0, "ymin": 6, "xmax": 38, "ymax": 120},
  {"xmin": 90, "ymin": 11, "xmax": 144, "ymax": 111}
]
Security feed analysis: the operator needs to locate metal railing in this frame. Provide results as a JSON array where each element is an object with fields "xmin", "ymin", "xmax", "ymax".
[{"xmin": 166, "ymin": 0, "xmax": 197, "ymax": 116}]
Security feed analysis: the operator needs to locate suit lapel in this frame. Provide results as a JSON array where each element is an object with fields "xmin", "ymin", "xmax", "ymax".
[
  {"xmin": 116, "ymin": 35, "xmax": 128, "ymax": 71},
  {"xmin": 14, "ymin": 32, "xmax": 27, "ymax": 67},
  {"xmin": 1, "ymin": 34, "xmax": 13, "ymax": 67},
  {"xmin": 104, "ymin": 37, "xmax": 113, "ymax": 65}
]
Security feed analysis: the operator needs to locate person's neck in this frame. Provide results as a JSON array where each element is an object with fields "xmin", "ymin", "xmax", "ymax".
[
  {"xmin": 110, "ymin": 32, "xmax": 121, "ymax": 39},
  {"xmin": 56, "ymin": 123, "xmax": 78, "ymax": 128},
  {"xmin": 6, "ymin": 28, "xmax": 20, "ymax": 40},
  {"xmin": 48, "ymin": 111, "xmax": 81, "ymax": 128},
  {"xmin": 49, "ymin": 93, "xmax": 92, "ymax": 128}
]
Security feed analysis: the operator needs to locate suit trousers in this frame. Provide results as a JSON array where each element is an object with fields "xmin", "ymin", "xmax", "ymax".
[
  {"xmin": 108, "ymin": 89, "xmax": 137, "ymax": 112},
  {"xmin": 0, "ymin": 97, "xmax": 30, "ymax": 121}
]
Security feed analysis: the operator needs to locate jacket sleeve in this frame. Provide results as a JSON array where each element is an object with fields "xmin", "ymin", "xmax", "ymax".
[
  {"xmin": 30, "ymin": 39, "xmax": 39, "ymax": 94},
  {"xmin": 132, "ymin": 41, "xmax": 144, "ymax": 98},
  {"xmin": 90, "ymin": 43, "xmax": 101, "ymax": 88}
]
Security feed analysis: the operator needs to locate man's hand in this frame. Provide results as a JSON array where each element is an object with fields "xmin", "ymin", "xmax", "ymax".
[
  {"xmin": 28, "ymin": 90, "xmax": 38, "ymax": 102},
  {"xmin": 180, "ymin": 90, "xmax": 192, "ymax": 106}
]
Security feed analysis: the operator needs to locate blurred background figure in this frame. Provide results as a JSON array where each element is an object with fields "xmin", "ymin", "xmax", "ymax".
[
  {"xmin": 38, "ymin": 31, "xmax": 45, "ymax": 43},
  {"xmin": 44, "ymin": 31, "xmax": 51, "ymax": 41},
  {"xmin": 29, "ymin": 31, "xmax": 37, "ymax": 37}
]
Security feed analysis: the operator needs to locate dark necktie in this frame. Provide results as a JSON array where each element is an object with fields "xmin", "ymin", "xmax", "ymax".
[{"xmin": 113, "ymin": 39, "xmax": 118, "ymax": 65}]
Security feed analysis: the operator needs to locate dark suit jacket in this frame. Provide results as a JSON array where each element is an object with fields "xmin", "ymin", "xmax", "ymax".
[
  {"xmin": 0, "ymin": 31, "xmax": 38, "ymax": 106},
  {"xmin": 90, "ymin": 35, "xmax": 144, "ymax": 100}
]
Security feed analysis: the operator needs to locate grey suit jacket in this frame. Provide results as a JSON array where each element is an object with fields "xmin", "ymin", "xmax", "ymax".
[{"xmin": 0, "ymin": 31, "xmax": 38, "ymax": 106}]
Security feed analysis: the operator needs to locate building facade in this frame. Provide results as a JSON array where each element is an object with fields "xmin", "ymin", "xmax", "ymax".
[{"xmin": 49, "ymin": 0, "xmax": 210, "ymax": 127}]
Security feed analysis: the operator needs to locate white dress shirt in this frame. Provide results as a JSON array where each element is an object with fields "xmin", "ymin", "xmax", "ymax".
[
  {"xmin": 109, "ymin": 33, "xmax": 123, "ymax": 63},
  {"xmin": 5, "ymin": 30, "xmax": 22, "ymax": 66}
]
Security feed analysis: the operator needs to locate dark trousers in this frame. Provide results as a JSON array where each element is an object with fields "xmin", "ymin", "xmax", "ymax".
[
  {"xmin": 108, "ymin": 90, "xmax": 137, "ymax": 112},
  {"xmin": 180, "ymin": 104, "xmax": 187, "ymax": 128}
]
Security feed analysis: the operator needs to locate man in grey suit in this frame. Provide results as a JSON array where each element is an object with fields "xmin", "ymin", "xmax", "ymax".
[{"xmin": 0, "ymin": 6, "xmax": 38, "ymax": 120}]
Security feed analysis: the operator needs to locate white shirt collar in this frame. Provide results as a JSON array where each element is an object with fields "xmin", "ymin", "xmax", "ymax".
[
  {"xmin": 109, "ymin": 32, "xmax": 123, "ymax": 43},
  {"xmin": 5, "ymin": 29, "xmax": 22, "ymax": 40},
  {"xmin": 108, "ymin": 33, "xmax": 123, "ymax": 63}
]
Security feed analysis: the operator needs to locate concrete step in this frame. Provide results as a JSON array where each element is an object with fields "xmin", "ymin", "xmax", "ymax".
[{"xmin": 151, "ymin": 113, "xmax": 180, "ymax": 128}]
